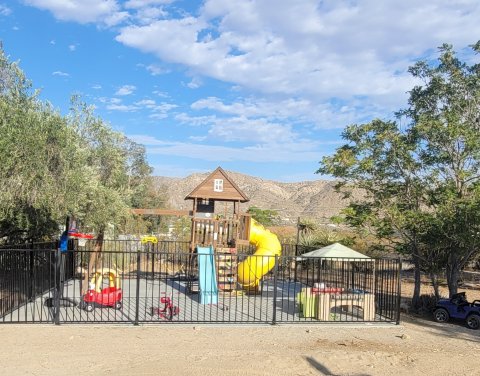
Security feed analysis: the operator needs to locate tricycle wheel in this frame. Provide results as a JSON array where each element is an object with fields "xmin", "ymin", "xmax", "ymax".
[
  {"xmin": 85, "ymin": 304, "xmax": 94, "ymax": 312},
  {"xmin": 466, "ymin": 314, "xmax": 480, "ymax": 330},
  {"xmin": 433, "ymin": 308, "xmax": 450, "ymax": 323},
  {"xmin": 165, "ymin": 307, "xmax": 174, "ymax": 321},
  {"xmin": 115, "ymin": 301, "xmax": 123, "ymax": 310}
]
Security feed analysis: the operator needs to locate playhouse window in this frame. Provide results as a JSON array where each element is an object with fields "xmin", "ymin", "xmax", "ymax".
[{"xmin": 214, "ymin": 179, "xmax": 224, "ymax": 192}]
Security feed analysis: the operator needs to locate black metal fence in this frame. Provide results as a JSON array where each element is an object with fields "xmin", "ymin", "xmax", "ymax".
[{"xmin": 0, "ymin": 240, "xmax": 401, "ymax": 325}]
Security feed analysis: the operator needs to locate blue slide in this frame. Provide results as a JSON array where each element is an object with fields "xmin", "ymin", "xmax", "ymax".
[{"xmin": 196, "ymin": 246, "xmax": 218, "ymax": 305}]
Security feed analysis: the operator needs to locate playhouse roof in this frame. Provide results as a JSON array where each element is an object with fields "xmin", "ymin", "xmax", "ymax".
[
  {"xmin": 298, "ymin": 242, "xmax": 372, "ymax": 261},
  {"xmin": 185, "ymin": 167, "xmax": 250, "ymax": 203}
]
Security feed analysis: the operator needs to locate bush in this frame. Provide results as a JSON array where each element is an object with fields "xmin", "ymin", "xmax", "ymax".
[{"xmin": 412, "ymin": 294, "xmax": 438, "ymax": 315}]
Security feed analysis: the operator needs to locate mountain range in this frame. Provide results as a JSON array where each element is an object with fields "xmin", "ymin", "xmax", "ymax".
[{"xmin": 152, "ymin": 170, "xmax": 360, "ymax": 225}]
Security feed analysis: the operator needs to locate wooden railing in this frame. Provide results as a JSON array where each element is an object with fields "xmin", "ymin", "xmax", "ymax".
[{"xmin": 191, "ymin": 215, "xmax": 251, "ymax": 249}]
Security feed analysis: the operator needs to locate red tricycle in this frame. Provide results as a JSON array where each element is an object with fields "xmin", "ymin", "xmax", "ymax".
[
  {"xmin": 82, "ymin": 269, "xmax": 123, "ymax": 312},
  {"xmin": 150, "ymin": 294, "xmax": 179, "ymax": 321}
]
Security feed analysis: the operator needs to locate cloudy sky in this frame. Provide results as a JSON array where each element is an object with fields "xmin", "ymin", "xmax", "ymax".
[{"xmin": 1, "ymin": 1, "xmax": 479, "ymax": 181}]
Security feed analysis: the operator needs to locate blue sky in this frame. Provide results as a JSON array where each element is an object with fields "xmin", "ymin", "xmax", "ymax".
[{"xmin": 1, "ymin": 1, "xmax": 479, "ymax": 182}]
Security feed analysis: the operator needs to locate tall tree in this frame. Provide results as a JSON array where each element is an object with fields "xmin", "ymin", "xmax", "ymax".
[
  {"xmin": 318, "ymin": 119, "xmax": 428, "ymax": 304},
  {"xmin": 405, "ymin": 42, "xmax": 480, "ymax": 295},
  {"xmin": 67, "ymin": 99, "xmax": 152, "ymax": 290},
  {"xmin": 0, "ymin": 48, "xmax": 88, "ymax": 242},
  {"xmin": 318, "ymin": 41, "xmax": 480, "ymax": 300},
  {"xmin": 0, "ymin": 46, "xmax": 152, "ymax": 244}
]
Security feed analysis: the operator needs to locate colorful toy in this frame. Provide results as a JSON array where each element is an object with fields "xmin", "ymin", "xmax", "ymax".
[
  {"xmin": 150, "ymin": 293, "xmax": 179, "ymax": 321},
  {"xmin": 141, "ymin": 235, "xmax": 158, "ymax": 244},
  {"xmin": 81, "ymin": 268, "xmax": 123, "ymax": 312},
  {"xmin": 433, "ymin": 292, "xmax": 480, "ymax": 330}
]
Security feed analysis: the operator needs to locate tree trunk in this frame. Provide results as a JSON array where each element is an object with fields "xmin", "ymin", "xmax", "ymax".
[
  {"xmin": 445, "ymin": 261, "xmax": 459, "ymax": 298},
  {"xmin": 429, "ymin": 272, "xmax": 440, "ymax": 300},
  {"xmin": 82, "ymin": 229, "xmax": 104, "ymax": 294},
  {"xmin": 412, "ymin": 254, "xmax": 422, "ymax": 307}
]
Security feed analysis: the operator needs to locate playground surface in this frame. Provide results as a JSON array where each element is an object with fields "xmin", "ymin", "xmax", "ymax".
[
  {"xmin": 3, "ymin": 277, "xmax": 389, "ymax": 324},
  {"xmin": 0, "ymin": 314, "xmax": 478, "ymax": 376}
]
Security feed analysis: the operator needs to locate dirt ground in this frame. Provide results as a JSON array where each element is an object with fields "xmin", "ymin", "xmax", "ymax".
[
  {"xmin": 1, "ymin": 277, "xmax": 478, "ymax": 376},
  {"xmin": 0, "ymin": 314, "xmax": 478, "ymax": 376},
  {"xmin": 401, "ymin": 278, "xmax": 480, "ymax": 305}
]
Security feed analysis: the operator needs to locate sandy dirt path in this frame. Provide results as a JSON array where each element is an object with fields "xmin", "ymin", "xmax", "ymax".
[{"xmin": 0, "ymin": 315, "xmax": 479, "ymax": 376}]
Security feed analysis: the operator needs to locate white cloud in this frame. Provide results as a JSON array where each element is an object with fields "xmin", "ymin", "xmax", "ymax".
[
  {"xmin": 68, "ymin": 44, "xmax": 76, "ymax": 51},
  {"xmin": 189, "ymin": 96, "xmax": 380, "ymax": 130},
  {"xmin": 207, "ymin": 116, "xmax": 296, "ymax": 144},
  {"xmin": 99, "ymin": 96, "xmax": 137, "ymax": 111},
  {"xmin": 152, "ymin": 90, "xmax": 169, "ymax": 97},
  {"xmin": 0, "ymin": 4, "xmax": 12, "ymax": 16},
  {"xmin": 115, "ymin": 0, "xmax": 480, "ymax": 108},
  {"xmin": 124, "ymin": 0, "xmax": 173, "ymax": 9},
  {"xmin": 52, "ymin": 71, "xmax": 69, "ymax": 77},
  {"xmin": 131, "ymin": 5, "xmax": 167, "ymax": 25},
  {"xmin": 146, "ymin": 64, "xmax": 168, "ymax": 75},
  {"xmin": 137, "ymin": 63, "xmax": 169, "ymax": 76},
  {"xmin": 135, "ymin": 99, "xmax": 156, "ymax": 107},
  {"xmin": 186, "ymin": 77, "xmax": 202, "ymax": 89},
  {"xmin": 104, "ymin": 10, "xmax": 129, "ymax": 27},
  {"xmin": 106, "ymin": 104, "xmax": 138, "ymax": 112},
  {"xmin": 91, "ymin": 84, "xmax": 102, "ymax": 90},
  {"xmin": 129, "ymin": 134, "xmax": 322, "ymax": 163},
  {"xmin": 25, "ymin": 0, "xmax": 124, "ymax": 25},
  {"xmin": 115, "ymin": 84, "xmax": 136, "ymax": 96},
  {"xmin": 175, "ymin": 113, "xmax": 217, "ymax": 126},
  {"xmin": 189, "ymin": 136, "xmax": 207, "ymax": 142}
]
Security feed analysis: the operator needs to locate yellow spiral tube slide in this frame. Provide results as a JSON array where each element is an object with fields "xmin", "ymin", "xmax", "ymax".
[{"xmin": 237, "ymin": 218, "xmax": 282, "ymax": 288}]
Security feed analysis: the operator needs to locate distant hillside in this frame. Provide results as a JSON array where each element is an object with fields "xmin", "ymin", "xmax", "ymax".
[{"xmin": 151, "ymin": 171, "xmax": 362, "ymax": 225}]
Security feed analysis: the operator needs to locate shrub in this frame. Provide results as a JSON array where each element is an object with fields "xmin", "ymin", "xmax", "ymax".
[{"xmin": 412, "ymin": 294, "xmax": 438, "ymax": 315}]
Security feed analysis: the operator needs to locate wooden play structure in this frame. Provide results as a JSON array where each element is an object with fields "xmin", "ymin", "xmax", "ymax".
[
  {"xmin": 184, "ymin": 167, "xmax": 251, "ymax": 250},
  {"xmin": 132, "ymin": 167, "xmax": 255, "ymax": 293},
  {"xmin": 132, "ymin": 167, "xmax": 252, "ymax": 250}
]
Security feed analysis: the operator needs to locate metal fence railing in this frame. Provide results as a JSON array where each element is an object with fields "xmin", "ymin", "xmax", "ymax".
[{"xmin": 0, "ymin": 240, "xmax": 401, "ymax": 325}]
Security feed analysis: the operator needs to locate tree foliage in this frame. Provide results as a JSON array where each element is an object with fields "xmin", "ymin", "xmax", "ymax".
[
  {"xmin": 247, "ymin": 206, "xmax": 280, "ymax": 227},
  {"xmin": 0, "ymin": 46, "xmax": 152, "ymax": 243},
  {"xmin": 318, "ymin": 41, "xmax": 480, "ymax": 299}
]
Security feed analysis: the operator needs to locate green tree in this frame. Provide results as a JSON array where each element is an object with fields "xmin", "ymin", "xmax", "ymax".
[
  {"xmin": 247, "ymin": 206, "xmax": 279, "ymax": 227},
  {"xmin": 66, "ymin": 98, "xmax": 152, "ymax": 286},
  {"xmin": 0, "ymin": 46, "xmax": 152, "ymax": 244},
  {"xmin": 318, "ymin": 119, "xmax": 430, "ymax": 303},
  {"xmin": 404, "ymin": 42, "xmax": 480, "ymax": 296},
  {"xmin": 318, "ymin": 41, "xmax": 480, "ymax": 299},
  {"xmin": 0, "ymin": 48, "xmax": 89, "ymax": 241}
]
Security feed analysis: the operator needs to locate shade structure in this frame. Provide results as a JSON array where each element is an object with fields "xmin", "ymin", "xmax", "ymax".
[
  {"xmin": 296, "ymin": 243, "xmax": 375, "ymax": 314},
  {"xmin": 297, "ymin": 242, "xmax": 372, "ymax": 261}
]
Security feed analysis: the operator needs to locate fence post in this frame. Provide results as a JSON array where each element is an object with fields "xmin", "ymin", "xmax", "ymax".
[
  {"xmin": 396, "ymin": 258, "xmax": 402, "ymax": 325},
  {"xmin": 54, "ymin": 247, "xmax": 61, "ymax": 325},
  {"xmin": 28, "ymin": 248, "xmax": 35, "ymax": 302},
  {"xmin": 135, "ymin": 250, "xmax": 141, "ymax": 326},
  {"xmin": 272, "ymin": 255, "xmax": 278, "ymax": 325}
]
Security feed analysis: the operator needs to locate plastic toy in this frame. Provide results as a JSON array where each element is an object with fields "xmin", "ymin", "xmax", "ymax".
[
  {"xmin": 141, "ymin": 236, "xmax": 158, "ymax": 244},
  {"xmin": 81, "ymin": 269, "xmax": 123, "ymax": 312},
  {"xmin": 433, "ymin": 292, "xmax": 480, "ymax": 330},
  {"xmin": 149, "ymin": 294, "xmax": 179, "ymax": 321}
]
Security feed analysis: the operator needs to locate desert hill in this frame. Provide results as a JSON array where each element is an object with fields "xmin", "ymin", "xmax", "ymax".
[{"xmin": 152, "ymin": 171, "xmax": 360, "ymax": 225}]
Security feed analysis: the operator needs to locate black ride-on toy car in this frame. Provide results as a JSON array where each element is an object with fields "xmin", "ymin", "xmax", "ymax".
[{"xmin": 433, "ymin": 292, "xmax": 480, "ymax": 330}]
